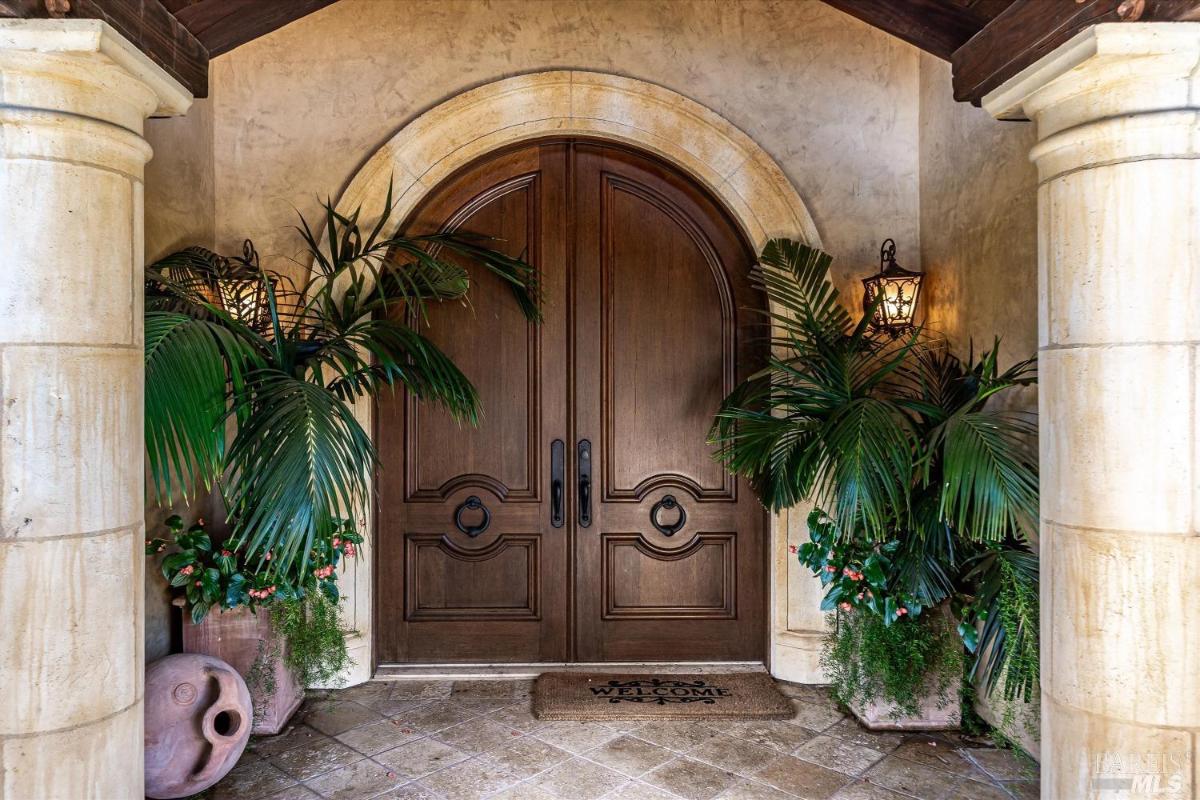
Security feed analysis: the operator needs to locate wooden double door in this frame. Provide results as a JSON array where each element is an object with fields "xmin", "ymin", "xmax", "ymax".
[{"xmin": 377, "ymin": 140, "xmax": 765, "ymax": 664}]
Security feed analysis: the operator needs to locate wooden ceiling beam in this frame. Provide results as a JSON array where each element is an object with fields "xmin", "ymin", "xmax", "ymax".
[
  {"xmin": 821, "ymin": 0, "xmax": 998, "ymax": 60},
  {"xmin": 952, "ymin": 0, "xmax": 1200, "ymax": 106},
  {"xmin": 162, "ymin": 0, "xmax": 336, "ymax": 57},
  {"xmin": 0, "ymin": 0, "xmax": 208, "ymax": 97}
]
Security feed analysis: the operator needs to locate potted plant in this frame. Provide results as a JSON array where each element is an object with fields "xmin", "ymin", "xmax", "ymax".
[
  {"xmin": 710, "ymin": 239, "xmax": 1039, "ymax": 730},
  {"xmin": 143, "ymin": 183, "xmax": 541, "ymax": 730},
  {"xmin": 146, "ymin": 515, "xmax": 363, "ymax": 732}
]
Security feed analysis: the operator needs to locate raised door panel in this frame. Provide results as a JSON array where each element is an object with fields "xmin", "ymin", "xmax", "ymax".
[
  {"xmin": 603, "ymin": 176, "xmax": 734, "ymax": 502},
  {"xmin": 376, "ymin": 143, "xmax": 568, "ymax": 664},
  {"xmin": 573, "ymin": 142, "xmax": 765, "ymax": 662},
  {"xmin": 407, "ymin": 177, "xmax": 541, "ymax": 502}
]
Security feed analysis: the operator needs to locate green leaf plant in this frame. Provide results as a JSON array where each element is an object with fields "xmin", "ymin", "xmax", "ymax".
[
  {"xmin": 144, "ymin": 181, "xmax": 542, "ymax": 585},
  {"xmin": 710, "ymin": 238, "xmax": 1039, "ymax": 707}
]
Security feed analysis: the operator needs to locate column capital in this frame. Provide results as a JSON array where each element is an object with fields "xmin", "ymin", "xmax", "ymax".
[
  {"xmin": 0, "ymin": 18, "xmax": 191, "ymax": 128},
  {"xmin": 983, "ymin": 22, "xmax": 1200, "ymax": 180}
]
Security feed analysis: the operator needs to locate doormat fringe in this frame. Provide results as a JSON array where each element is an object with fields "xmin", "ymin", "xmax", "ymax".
[{"xmin": 532, "ymin": 672, "xmax": 794, "ymax": 721}]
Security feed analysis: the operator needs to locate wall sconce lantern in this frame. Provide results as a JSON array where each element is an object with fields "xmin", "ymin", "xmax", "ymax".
[
  {"xmin": 862, "ymin": 238, "xmax": 922, "ymax": 337},
  {"xmin": 212, "ymin": 240, "xmax": 277, "ymax": 334}
]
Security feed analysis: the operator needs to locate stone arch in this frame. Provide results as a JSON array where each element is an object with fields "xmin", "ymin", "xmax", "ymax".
[
  {"xmin": 330, "ymin": 70, "xmax": 825, "ymax": 685},
  {"xmin": 334, "ymin": 71, "xmax": 820, "ymax": 251}
]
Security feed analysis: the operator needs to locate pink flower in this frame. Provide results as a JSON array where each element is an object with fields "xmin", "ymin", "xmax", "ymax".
[
  {"xmin": 264, "ymin": 551, "xmax": 272, "ymax": 561},
  {"xmin": 180, "ymin": 565, "xmax": 194, "ymax": 576},
  {"xmin": 839, "ymin": 602, "xmax": 852, "ymax": 611},
  {"xmin": 824, "ymin": 565, "xmax": 837, "ymax": 573},
  {"xmin": 344, "ymin": 543, "xmax": 356, "ymax": 557},
  {"xmin": 221, "ymin": 549, "xmax": 232, "ymax": 558},
  {"xmin": 896, "ymin": 607, "xmax": 908, "ymax": 617},
  {"xmin": 842, "ymin": 567, "xmax": 853, "ymax": 576},
  {"xmin": 788, "ymin": 545, "xmax": 797, "ymax": 554},
  {"xmin": 332, "ymin": 537, "xmax": 341, "ymax": 547},
  {"xmin": 194, "ymin": 580, "xmax": 201, "ymax": 587}
]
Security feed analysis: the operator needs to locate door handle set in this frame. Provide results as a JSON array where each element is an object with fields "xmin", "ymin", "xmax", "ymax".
[{"xmin": 548, "ymin": 438, "xmax": 593, "ymax": 528}]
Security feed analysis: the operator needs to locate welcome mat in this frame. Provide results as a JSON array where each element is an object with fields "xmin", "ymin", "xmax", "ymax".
[{"xmin": 532, "ymin": 672, "xmax": 794, "ymax": 721}]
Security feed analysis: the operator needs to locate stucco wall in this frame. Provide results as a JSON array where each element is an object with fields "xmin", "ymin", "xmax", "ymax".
[
  {"xmin": 917, "ymin": 53, "xmax": 1040, "ymax": 753},
  {"xmin": 142, "ymin": 97, "xmax": 216, "ymax": 662},
  {"xmin": 918, "ymin": 53, "xmax": 1038, "ymax": 404},
  {"xmin": 208, "ymin": 0, "xmax": 920, "ymax": 296}
]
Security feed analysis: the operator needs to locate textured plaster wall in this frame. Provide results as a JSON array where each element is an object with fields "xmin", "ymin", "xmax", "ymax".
[
  {"xmin": 917, "ymin": 53, "xmax": 1039, "ymax": 753},
  {"xmin": 142, "ymin": 97, "xmax": 216, "ymax": 662},
  {"xmin": 209, "ymin": 0, "xmax": 920, "ymax": 297},
  {"xmin": 918, "ymin": 53, "xmax": 1038, "ymax": 408}
]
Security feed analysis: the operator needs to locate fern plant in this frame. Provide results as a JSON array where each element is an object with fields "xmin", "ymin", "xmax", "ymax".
[
  {"xmin": 144, "ymin": 183, "xmax": 540, "ymax": 576},
  {"xmin": 710, "ymin": 238, "xmax": 1039, "ymax": 702}
]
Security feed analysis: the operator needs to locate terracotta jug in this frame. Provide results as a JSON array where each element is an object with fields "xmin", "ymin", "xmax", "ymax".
[{"xmin": 144, "ymin": 653, "xmax": 253, "ymax": 799}]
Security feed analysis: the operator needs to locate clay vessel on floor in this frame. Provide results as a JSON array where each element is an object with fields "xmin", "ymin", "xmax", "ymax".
[{"xmin": 144, "ymin": 653, "xmax": 252, "ymax": 799}]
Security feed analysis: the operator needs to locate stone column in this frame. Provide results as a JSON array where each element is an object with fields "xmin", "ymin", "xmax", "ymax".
[
  {"xmin": 984, "ymin": 23, "xmax": 1200, "ymax": 799},
  {"xmin": 0, "ymin": 20, "xmax": 189, "ymax": 798}
]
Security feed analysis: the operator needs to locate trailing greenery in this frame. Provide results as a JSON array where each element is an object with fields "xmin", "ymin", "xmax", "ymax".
[
  {"xmin": 143, "ymin": 182, "xmax": 541, "ymax": 575},
  {"xmin": 272, "ymin": 592, "xmax": 352, "ymax": 688},
  {"xmin": 710, "ymin": 238, "xmax": 1040, "ymax": 705},
  {"xmin": 824, "ymin": 610, "xmax": 961, "ymax": 718}
]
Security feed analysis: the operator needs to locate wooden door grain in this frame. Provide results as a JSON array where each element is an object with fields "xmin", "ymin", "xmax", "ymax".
[{"xmin": 375, "ymin": 140, "xmax": 765, "ymax": 664}]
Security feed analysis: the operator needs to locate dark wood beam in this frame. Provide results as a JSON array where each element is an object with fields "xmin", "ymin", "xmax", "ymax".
[
  {"xmin": 821, "ymin": 0, "xmax": 1000, "ymax": 60},
  {"xmin": 952, "ymin": 0, "xmax": 1200, "ymax": 105},
  {"xmin": 162, "ymin": 0, "xmax": 335, "ymax": 57},
  {"xmin": 0, "ymin": 0, "xmax": 208, "ymax": 97}
]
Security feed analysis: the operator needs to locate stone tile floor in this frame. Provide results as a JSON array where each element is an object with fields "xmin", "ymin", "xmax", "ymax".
[{"xmin": 205, "ymin": 679, "xmax": 1039, "ymax": 800}]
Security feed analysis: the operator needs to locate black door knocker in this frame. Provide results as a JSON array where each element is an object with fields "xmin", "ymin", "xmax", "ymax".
[
  {"xmin": 454, "ymin": 495, "xmax": 491, "ymax": 537},
  {"xmin": 650, "ymin": 494, "xmax": 687, "ymax": 536}
]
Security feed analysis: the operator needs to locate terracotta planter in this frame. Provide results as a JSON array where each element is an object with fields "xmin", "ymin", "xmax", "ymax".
[
  {"xmin": 849, "ymin": 673, "xmax": 961, "ymax": 731},
  {"xmin": 841, "ymin": 606, "xmax": 962, "ymax": 731},
  {"xmin": 183, "ymin": 605, "xmax": 304, "ymax": 735},
  {"xmin": 144, "ymin": 653, "xmax": 252, "ymax": 799}
]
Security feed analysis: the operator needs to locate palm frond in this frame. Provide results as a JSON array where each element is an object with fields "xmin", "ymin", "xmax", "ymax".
[
  {"xmin": 224, "ymin": 372, "xmax": 375, "ymax": 572},
  {"xmin": 144, "ymin": 312, "xmax": 262, "ymax": 503}
]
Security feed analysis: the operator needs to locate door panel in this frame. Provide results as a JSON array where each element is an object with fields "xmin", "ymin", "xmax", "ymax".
[
  {"xmin": 572, "ymin": 143, "xmax": 764, "ymax": 661},
  {"xmin": 376, "ymin": 140, "xmax": 763, "ymax": 665},
  {"xmin": 376, "ymin": 144, "xmax": 569, "ymax": 663}
]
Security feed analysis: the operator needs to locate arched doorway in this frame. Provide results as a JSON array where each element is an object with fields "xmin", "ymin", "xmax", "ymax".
[
  {"xmin": 376, "ymin": 138, "xmax": 764, "ymax": 664},
  {"xmin": 329, "ymin": 71, "xmax": 826, "ymax": 682}
]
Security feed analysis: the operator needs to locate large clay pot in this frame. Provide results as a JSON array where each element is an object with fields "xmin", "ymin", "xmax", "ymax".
[
  {"xmin": 145, "ymin": 653, "xmax": 252, "ymax": 799},
  {"xmin": 183, "ymin": 604, "xmax": 304, "ymax": 734}
]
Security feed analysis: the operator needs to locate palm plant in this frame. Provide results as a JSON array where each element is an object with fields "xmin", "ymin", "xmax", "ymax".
[
  {"xmin": 709, "ymin": 238, "xmax": 1039, "ymax": 702},
  {"xmin": 145, "ymin": 184, "xmax": 540, "ymax": 576}
]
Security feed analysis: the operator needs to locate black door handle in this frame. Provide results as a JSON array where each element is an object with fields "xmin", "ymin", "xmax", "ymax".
[
  {"xmin": 578, "ymin": 439, "xmax": 592, "ymax": 528},
  {"xmin": 551, "ymin": 439, "xmax": 564, "ymax": 528}
]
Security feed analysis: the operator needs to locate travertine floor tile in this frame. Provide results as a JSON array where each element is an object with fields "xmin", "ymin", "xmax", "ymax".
[
  {"xmin": 301, "ymin": 700, "xmax": 386, "ymax": 737},
  {"xmin": 586, "ymin": 734, "xmax": 676, "ymax": 777},
  {"xmin": 642, "ymin": 756, "xmax": 739, "ymax": 800},
  {"xmin": 716, "ymin": 779, "xmax": 797, "ymax": 799},
  {"xmin": 209, "ymin": 679, "xmax": 1038, "ymax": 800},
  {"xmin": 375, "ymin": 737, "xmax": 471, "ymax": 779},
  {"xmin": 531, "ymin": 756, "xmax": 629, "ymax": 799},
  {"xmin": 336, "ymin": 718, "xmax": 425, "ymax": 755},
  {"xmin": 688, "ymin": 735, "xmax": 782, "ymax": 776},
  {"xmin": 302, "ymin": 757, "xmax": 406, "ymax": 800},
  {"xmin": 532, "ymin": 720, "xmax": 620, "ymax": 753},
  {"xmin": 268, "ymin": 737, "xmax": 363, "ymax": 782},
  {"xmin": 864, "ymin": 756, "xmax": 960, "ymax": 799},
  {"xmin": 209, "ymin": 759, "xmax": 297, "ymax": 800},
  {"xmin": 417, "ymin": 756, "xmax": 523, "ymax": 800},
  {"xmin": 753, "ymin": 754, "xmax": 850, "ymax": 799},
  {"xmin": 786, "ymin": 701, "xmax": 846, "ymax": 733},
  {"xmin": 793, "ymin": 735, "xmax": 888, "ymax": 776},
  {"xmin": 962, "ymin": 747, "xmax": 1036, "ymax": 782},
  {"xmin": 487, "ymin": 736, "xmax": 572, "ymax": 779},
  {"xmin": 436, "ymin": 717, "xmax": 524, "ymax": 754}
]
